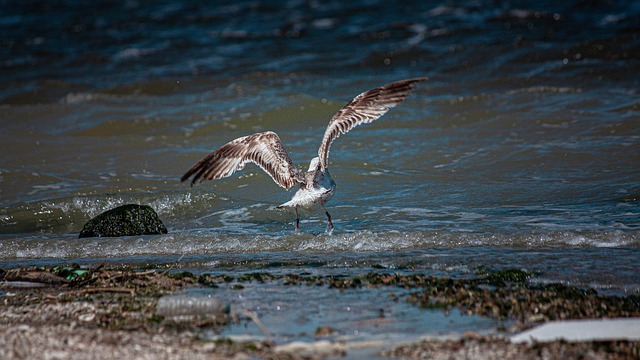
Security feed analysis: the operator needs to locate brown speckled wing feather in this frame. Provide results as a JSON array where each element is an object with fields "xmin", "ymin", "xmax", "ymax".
[
  {"xmin": 181, "ymin": 131, "xmax": 303, "ymax": 189},
  {"xmin": 317, "ymin": 77, "xmax": 428, "ymax": 170}
]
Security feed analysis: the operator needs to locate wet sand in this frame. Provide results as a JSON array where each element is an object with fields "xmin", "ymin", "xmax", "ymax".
[{"xmin": 1, "ymin": 264, "xmax": 639, "ymax": 359}]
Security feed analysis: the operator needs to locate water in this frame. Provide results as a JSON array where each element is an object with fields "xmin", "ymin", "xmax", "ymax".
[
  {"xmin": 1, "ymin": 0, "xmax": 639, "ymax": 346},
  {"xmin": 189, "ymin": 280, "xmax": 501, "ymax": 355}
]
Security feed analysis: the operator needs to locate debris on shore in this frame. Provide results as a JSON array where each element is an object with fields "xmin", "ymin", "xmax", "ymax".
[{"xmin": 1, "ymin": 265, "xmax": 639, "ymax": 359}]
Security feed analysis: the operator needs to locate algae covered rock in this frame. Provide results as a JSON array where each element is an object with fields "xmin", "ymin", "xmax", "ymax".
[{"xmin": 79, "ymin": 204, "xmax": 167, "ymax": 238}]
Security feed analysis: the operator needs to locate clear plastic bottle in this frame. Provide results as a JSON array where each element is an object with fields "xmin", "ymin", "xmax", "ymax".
[
  {"xmin": 156, "ymin": 295, "xmax": 270, "ymax": 338},
  {"xmin": 156, "ymin": 295, "xmax": 230, "ymax": 320}
]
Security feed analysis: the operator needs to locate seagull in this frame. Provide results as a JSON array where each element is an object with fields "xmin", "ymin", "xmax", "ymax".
[{"xmin": 181, "ymin": 77, "xmax": 427, "ymax": 232}]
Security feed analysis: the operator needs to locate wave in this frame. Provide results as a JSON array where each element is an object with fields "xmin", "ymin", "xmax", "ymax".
[{"xmin": 1, "ymin": 229, "xmax": 637, "ymax": 262}]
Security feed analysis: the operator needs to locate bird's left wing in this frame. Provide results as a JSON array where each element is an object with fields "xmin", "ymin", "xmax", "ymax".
[{"xmin": 317, "ymin": 77, "xmax": 428, "ymax": 170}]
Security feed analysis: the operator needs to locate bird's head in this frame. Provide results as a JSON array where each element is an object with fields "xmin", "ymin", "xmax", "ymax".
[{"xmin": 308, "ymin": 157, "xmax": 321, "ymax": 172}]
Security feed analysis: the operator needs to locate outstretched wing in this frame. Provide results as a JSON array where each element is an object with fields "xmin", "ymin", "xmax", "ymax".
[
  {"xmin": 181, "ymin": 131, "xmax": 303, "ymax": 189},
  {"xmin": 317, "ymin": 77, "xmax": 428, "ymax": 170}
]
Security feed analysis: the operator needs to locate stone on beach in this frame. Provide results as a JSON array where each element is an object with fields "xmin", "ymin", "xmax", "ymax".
[{"xmin": 79, "ymin": 204, "xmax": 167, "ymax": 238}]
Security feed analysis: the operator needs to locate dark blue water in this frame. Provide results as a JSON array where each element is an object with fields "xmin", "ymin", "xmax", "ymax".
[{"xmin": 1, "ymin": 0, "xmax": 639, "ymax": 295}]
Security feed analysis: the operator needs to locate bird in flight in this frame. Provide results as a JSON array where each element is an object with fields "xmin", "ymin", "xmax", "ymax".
[{"xmin": 181, "ymin": 77, "xmax": 427, "ymax": 232}]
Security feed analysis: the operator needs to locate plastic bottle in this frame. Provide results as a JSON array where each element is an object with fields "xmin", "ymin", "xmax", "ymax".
[
  {"xmin": 156, "ymin": 295, "xmax": 270, "ymax": 338},
  {"xmin": 156, "ymin": 295, "xmax": 230, "ymax": 319}
]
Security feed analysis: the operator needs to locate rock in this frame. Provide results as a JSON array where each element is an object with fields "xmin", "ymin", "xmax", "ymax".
[{"xmin": 79, "ymin": 204, "xmax": 167, "ymax": 238}]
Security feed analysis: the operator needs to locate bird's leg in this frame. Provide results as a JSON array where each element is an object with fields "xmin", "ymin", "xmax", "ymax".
[
  {"xmin": 294, "ymin": 206, "xmax": 300, "ymax": 233},
  {"xmin": 322, "ymin": 204, "xmax": 334, "ymax": 233},
  {"xmin": 325, "ymin": 211, "xmax": 333, "ymax": 229}
]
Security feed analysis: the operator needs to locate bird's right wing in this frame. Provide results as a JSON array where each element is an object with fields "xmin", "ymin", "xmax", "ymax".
[{"xmin": 181, "ymin": 131, "xmax": 303, "ymax": 189}]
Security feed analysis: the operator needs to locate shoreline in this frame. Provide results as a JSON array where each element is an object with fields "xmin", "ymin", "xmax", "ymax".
[{"xmin": 1, "ymin": 264, "xmax": 639, "ymax": 359}]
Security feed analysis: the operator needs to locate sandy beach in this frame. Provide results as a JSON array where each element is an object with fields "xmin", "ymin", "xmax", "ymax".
[{"xmin": 2, "ymin": 264, "xmax": 639, "ymax": 359}]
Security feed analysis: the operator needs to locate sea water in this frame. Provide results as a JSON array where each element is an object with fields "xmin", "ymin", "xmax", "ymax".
[{"xmin": 1, "ymin": 0, "xmax": 639, "ymax": 346}]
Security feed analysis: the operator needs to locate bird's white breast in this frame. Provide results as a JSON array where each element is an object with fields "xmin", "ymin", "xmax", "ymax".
[{"xmin": 278, "ymin": 168, "xmax": 336, "ymax": 209}]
